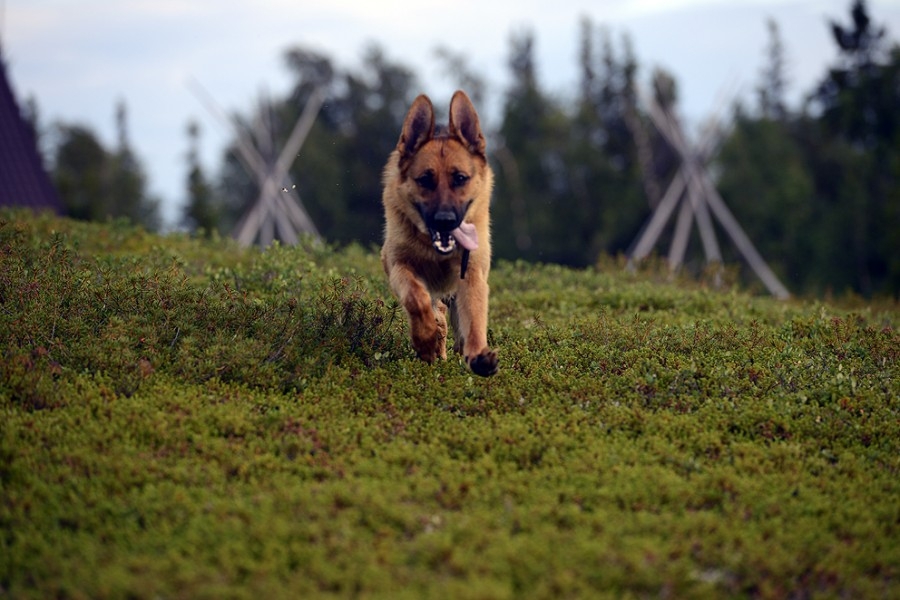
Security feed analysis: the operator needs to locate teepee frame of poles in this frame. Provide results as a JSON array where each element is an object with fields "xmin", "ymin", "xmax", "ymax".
[
  {"xmin": 191, "ymin": 82, "xmax": 324, "ymax": 247},
  {"xmin": 628, "ymin": 95, "xmax": 790, "ymax": 300}
]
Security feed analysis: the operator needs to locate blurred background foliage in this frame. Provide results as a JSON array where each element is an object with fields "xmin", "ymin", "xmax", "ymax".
[{"xmin": 38, "ymin": 1, "xmax": 900, "ymax": 298}]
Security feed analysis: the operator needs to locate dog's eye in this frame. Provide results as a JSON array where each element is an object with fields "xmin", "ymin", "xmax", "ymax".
[
  {"xmin": 415, "ymin": 171, "xmax": 436, "ymax": 191},
  {"xmin": 451, "ymin": 172, "xmax": 469, "ymax": 188}
]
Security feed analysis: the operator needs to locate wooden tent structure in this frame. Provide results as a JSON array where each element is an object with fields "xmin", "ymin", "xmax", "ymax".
[
  {"xmin": 0, "ymin": 52, "xmax": 63, "ymax": 213},
  {"xmin": 627, "ymin": 95, "xmax": 790, "ymax": 300},
  {"xmin": 192, "ymin": 82, "xmax": 324, "ymax": 247}
]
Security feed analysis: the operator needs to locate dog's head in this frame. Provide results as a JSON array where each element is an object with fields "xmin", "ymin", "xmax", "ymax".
[{"xmin": 395, "ymin": 91, "xmax": 486, "ymax": 254}]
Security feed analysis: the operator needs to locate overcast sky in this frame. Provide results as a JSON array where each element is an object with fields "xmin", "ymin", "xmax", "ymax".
[{"xmin": 4, "ymin": 0, "xmax": 900, "ymax": 227}]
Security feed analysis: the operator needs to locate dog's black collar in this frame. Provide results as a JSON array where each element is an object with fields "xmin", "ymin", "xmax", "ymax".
[
  {"xmin": 459, "ymin": 199, "xmax": 472, "ymax": 279},
  {"xmin": 460, "ymin": 249, "xmax": 470, "ymax": 279}
]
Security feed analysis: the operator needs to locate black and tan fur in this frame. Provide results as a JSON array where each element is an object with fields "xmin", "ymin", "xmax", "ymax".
[{"xmin": 381, "ymin": 90, "xmax": 497, "ymax": 376}]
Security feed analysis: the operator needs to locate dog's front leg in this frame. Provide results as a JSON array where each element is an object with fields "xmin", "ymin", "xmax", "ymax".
[
  {"xmin": 453, "ymin": 267, "xmax": 498, "ymax": 376},
  {"xmin": 388, "ymin": 263, "xmax": 447, "ymax": 363}
]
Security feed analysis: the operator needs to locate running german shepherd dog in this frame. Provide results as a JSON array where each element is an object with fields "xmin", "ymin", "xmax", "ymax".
[{"xmin": 381, "ymin": 90, "xmax": 498, "ymax": 377}]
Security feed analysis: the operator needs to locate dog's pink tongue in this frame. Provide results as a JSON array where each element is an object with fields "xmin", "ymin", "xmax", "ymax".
[{"xmin": 451, "ymin": 222, "xmax": 478, "ymax": 251}]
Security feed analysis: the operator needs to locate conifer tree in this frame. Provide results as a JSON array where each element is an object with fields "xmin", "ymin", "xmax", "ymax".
[{"xmin": 182, "ymin": 120, "xmax": 219, "ymax": 236}]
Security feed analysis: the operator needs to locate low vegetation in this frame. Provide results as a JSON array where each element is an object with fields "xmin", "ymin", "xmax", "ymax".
[{"xmin": 1, "ymin": 210, "xmax": 898, "ymax": 598}]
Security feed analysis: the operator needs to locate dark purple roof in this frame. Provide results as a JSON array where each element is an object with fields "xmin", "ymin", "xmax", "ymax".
[{"xmin": 0, "ymin": 58, "xmax": 63, "ymax": 213}]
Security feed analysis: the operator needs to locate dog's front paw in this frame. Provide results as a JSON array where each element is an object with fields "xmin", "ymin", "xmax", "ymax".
[
  {"xmin": 467, "ymin": 349, "xmax": 498, "ymax": 377},
  {"xmin": 412, "ymin": 329, "xmax": 446, "ymax": 364}
]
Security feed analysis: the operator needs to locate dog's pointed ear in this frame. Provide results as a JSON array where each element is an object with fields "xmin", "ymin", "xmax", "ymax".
[
  {"xmin": 448, "ymin": 90, "xmax": 486, "ymax": 158},
  {"xmin": 398, "ymin": 95, "xmax": 435, "ymax": 163}
]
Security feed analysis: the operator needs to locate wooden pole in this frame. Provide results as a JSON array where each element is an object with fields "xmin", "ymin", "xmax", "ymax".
[
  {"xmin": 700, "ymin": 178, "xmax": 791, "ymax": 299},
  {"xmin": 628, "ymin": 169, "xmax": 687, "ymax": 263},
  {"xmin": 668, "ymin": 193, "xmax": 693, "ymax": 270}
]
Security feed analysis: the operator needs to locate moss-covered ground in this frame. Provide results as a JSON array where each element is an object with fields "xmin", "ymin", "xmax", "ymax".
[{"xmin": 1, "ymin": 210, "xmax": 898, "ymax": 598}]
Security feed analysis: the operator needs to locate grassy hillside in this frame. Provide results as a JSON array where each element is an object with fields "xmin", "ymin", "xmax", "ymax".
[{"xmin": 1, "ymin": 210, "xmax": 898, "ymax": 599}]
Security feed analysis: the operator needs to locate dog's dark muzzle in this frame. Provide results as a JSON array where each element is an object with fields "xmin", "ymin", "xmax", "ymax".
[
  {"xmin": 431, "ymin": 210, "xmax": 460, "ymax": 232},
  {"xmin": 419, "ymin": 205, "xmax": 463, "ymax": 255}
]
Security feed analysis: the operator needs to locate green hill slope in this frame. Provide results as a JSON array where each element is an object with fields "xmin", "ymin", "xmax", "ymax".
[{"xmin": 2, "ymin": 211, "xmax": 898, "ymax": 598}]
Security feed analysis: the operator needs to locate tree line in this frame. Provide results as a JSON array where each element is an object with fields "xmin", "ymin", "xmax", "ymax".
[{"xmin": 43, "ymin": 1, "xmax": 899, "ymax": 297}]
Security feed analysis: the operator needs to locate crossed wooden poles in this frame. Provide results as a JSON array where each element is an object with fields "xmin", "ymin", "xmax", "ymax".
[
  {"xmin": 191, "ymin": 81, "xmax": 324, "ymax": 247},
  {"xmin": 628, "ymin": 98, "xmax": 790, "ymax": 300}
]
